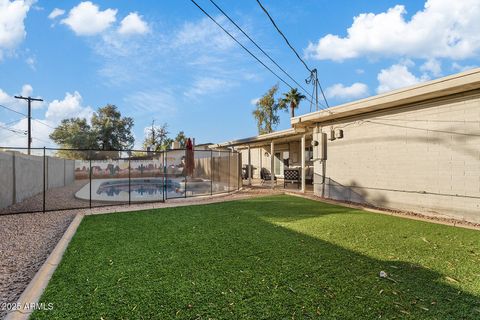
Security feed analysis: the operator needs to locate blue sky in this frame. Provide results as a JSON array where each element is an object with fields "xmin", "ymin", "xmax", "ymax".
[{"xmin": 0, "ymin": 0, "xmax": 478, "ymax": 148}]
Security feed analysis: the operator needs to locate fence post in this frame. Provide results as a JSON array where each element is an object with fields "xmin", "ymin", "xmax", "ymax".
[
  {"xmin": 162, "ymin": 151, "xmax": 165, "ymax": 202},
  {"xmin": 228, "ymin": 150, "xmax": 231, "ymax": 193},
  {"xmin": 210, "ymin": 150, "xmax": 213, "ymax": 196},
  {"xmin": 184, "ymin": 149, "xmax": 187, "ymax": 199},
  {"xmin": 164, "ymin": 150, "xmax": 168, "ymax": 201},
  {"xmin": 43, "ymin": 147, "xmax": 46, "ymax": 213},
  {"xmin": 89, "ymin": 155, "xmax": 92, "ymax": 209},
  {"xmin": 128, "ymin": 156, "xmax": 131, "ymax": 206}
]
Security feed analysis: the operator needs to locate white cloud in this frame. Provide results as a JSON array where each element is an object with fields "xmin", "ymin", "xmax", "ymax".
[
  {"xmin": 21, "ymin": 83, "xmax": 32, "ymax": 96},
  {"xmin": 48, "ymin": 8, "xmax": 64, "ymax": 20},
  {"xmin": 173, "ymin": 16, "xmax": 234, "ymax": 51},
  {"xmin": 0, "ymin": 84, "xmax": 44, "ymax": 112},
  {"xmin": 184, "ymin": 77, "xmax": 234, "ymax": 99},
  {"xmin": 355, "ymin": 69, "xmax": 365, "ymax": 75},
  {"xmin": 61, "ymin": 1, "xmax": 117, "ymax": 36},
  {"xmin": 0, "ymin": 88, "xmax": 93, "ymax": 147},
  {"xmin": 250, "ymin": 97, "xmax": 260, "ymax": 105},
  {"xmin": 3, "ymin": 117, "xmax": 51, "ymax": 147},
  {"xmin": 0, "ymin": 87, "xmax": 20, "ymax": 109},
  {"xmin": 25, "ymin": 56, "xmax": 35, "ymax": 70},
  {"xmin": 0, "ymin": 0, "xmax": 32, "ymax": 59},
  {"xmin": 93, "ymin": 29, "xmax": 159, "ymax": 85},
  {"xmin": 420, "ymin": 58, "xmax": 442, "ymax": 77},
  {"xmin": 325, "ymin": 82, "xmax": 369, "ymax": 100},
  {"xmin": 451, "ymin": 62, "xmax": 478, "ymax": 72},
  {"xmin": 305, "ymin": 0, "xmax": 480, "ymax": 61},
  {"xmin": 124, "ymin": 90, "xmax": 177, "ymax": 115},
  {"xmin": 45, "ymin": 91, "xmax": 93, "ymax": 123},
  {"xmin": 118, "ymin": 12, "xmax": 149, "ymax": 36},
  {"xmin": 377, "ymin": 63, "xmax": 429, "ymax": 94}
]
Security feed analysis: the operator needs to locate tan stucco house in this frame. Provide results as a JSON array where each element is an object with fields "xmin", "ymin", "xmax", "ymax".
[{"xmin": 212, "ymin": 68, "xmax": 480, "ymax": 223}]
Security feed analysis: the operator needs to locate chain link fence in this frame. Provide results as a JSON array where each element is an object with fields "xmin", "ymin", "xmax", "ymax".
[{"xmin": 0, "ymin": 147, "xmax": 241, "ymax": 215}]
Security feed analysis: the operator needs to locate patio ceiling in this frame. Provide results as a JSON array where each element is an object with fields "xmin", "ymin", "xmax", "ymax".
[{"xmin": 210, "ymin": 127, "xmax": 311, "ymax": 149}]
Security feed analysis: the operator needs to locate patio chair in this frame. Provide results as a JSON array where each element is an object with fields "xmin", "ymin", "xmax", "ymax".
[
  {"xmin": 241, "ymin": 167, "xmax": 248, "ymax": 180},
  {"xmin": 260, "ymin": 168, "xmax": 277, "ymax": 185},
  {"xmin": 283, "ymin": 168, "xmax": 300, "ymax": 189}
]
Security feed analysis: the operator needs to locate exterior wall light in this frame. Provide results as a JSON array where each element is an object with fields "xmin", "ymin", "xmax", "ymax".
[
  {"xmin": 329, "ymin": 129, "xmax": 336, "ymax": 141},
  {"xmin": 337, "ymin": 129, "xmax": 344, "ymax": 139}
]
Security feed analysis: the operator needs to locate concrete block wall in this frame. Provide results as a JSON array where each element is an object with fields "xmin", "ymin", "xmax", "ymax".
[
  {"xmin": 0, "ymin": 152, "xmax": 14, "ymax": 208},
  {"xmin": 15, "ymin": 152, "xmax": 44, "ymax": 203},
  {"xmin": 65, "ymin": 160, "xmax": 75, "ymax": 185},
  {"xmin": 314, "ymin": 92, "xmax": 480, "ymax": 223},
  {"xmin": 0, "ymin": 151, "xmax": 76, "ymax": 209},
  {"xmin": 47, "ymin": 157, "xmax": 66, "ymax": 188}
]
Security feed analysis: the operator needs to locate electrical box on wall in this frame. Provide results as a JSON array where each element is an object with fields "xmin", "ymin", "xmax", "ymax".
[{"xmin": 312, "ymin": 131, "xmax": 327, "ymax": 160}]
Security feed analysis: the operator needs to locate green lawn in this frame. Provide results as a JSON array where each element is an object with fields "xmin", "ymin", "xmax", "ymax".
[{"xmin": 32, "ymin": 195, "xmax": 480, "ymax": 319}]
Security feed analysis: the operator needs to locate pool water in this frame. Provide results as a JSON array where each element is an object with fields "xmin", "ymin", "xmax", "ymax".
[
  {"xmin": 75, "ymin": 177, "xmax": 224, "ymax": 202},
  {"xmin": 97, "ymin": 179, "xmax": 181, "ymax": 197}
]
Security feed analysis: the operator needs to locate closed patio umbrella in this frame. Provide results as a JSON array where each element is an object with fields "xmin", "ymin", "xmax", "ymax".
[{"xmin": 185, "ymin": 138, "xmax": 194, "ymax": 177}]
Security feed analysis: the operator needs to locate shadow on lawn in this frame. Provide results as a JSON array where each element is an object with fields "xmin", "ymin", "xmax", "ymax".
[
  {"xmin": 241, "ymin": 195, "xmax": 364, "ymax": 222},
  {"xmin": 32, "ymin": 195, "xmax": 480, "ymax": 319},
  {"xmin": 229, "ymin": 196, "xmax": 480, "ymax": 319}
]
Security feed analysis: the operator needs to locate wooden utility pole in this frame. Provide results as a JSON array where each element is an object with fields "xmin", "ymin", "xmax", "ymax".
[
  {"xmin": 151, "ymin": 120, "xmax": 156, "ymax": 146},
  {"xmin": 14, "ymin": 95, "xmax": 44, "ymax": 155}
]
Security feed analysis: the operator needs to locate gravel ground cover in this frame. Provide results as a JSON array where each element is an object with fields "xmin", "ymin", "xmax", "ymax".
[
  {"xmin": 0, "ymin": 180, "xmax": 90, "ymax": 215},
  {"xmin": 0, "ymin": 210, "xmax": 76, "ymax": 319}
]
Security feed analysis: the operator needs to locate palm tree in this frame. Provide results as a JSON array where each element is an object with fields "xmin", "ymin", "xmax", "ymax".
[{"xmin": 279, "ymin": 88, "xmax": 306, "ymax": 118}]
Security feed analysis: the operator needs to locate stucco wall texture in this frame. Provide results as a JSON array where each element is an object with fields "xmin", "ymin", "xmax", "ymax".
[
  {"xmin": 0, "ymin": 152, "xmax": 75, "ymax": 209},
  {"xmin": 314, "ymin": 92, "xmax": 480, "ymax": 223}
]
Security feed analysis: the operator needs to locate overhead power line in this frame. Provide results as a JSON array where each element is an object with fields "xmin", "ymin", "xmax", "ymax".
[
  {"xmin": 189, "ymin": 1, "xmax": 296, "ymax": 92},
  {"xmin": 33, "ymin": 118, "xmax": 56, "ymax": 130},
  {"xmin": 255, "ymin": 0, "xmax": 311, "ymax": 73},
  {"xmin": 33, "ymin": 136, "xmax": 51, "ymax": 144},
  {"xmin": 255, "ymin": 0, "xmax": 330, "ymax": 110},
  {"xmin": 0, "ymin": 104, "xmax": 27, "ymax": 117},
  {"xmin": 208, "ymin": 0, "xmax": 314, "ymax": 101},
  {"xmin": 2, "ymin": 118, "xmax": 26, "ymax": 127},
  {"xmin": 0, "ymin": 123, "xmax": 27, "ymax": 135},
  {"xmin": 189, "ymin": 0, "xmax": 327, "ymax": 110},
  {"xmin": 14, "ymin": 95, "xmax": 44, "ymax": 155}
]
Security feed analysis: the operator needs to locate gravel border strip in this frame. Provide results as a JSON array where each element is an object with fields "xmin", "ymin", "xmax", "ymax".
[
  {"xmin": 4, "ymin": 214, "xmax": 84, "ymax": 320},
  {"xmin": 285, "ymin": 191, "xmax": 480, "ymax": 231}
]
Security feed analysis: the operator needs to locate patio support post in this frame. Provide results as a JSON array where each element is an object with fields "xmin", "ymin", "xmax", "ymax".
[
  {"xmin": 301, "ymin": 134, "xmax": 306, "ymax": 193},
  {"xmin": 270, "ymin": 140, "xmax": 275, "ymax": 189},
  {"xmin": 247, "ymin": 145, "xmax": 251, "ymax": 186}
]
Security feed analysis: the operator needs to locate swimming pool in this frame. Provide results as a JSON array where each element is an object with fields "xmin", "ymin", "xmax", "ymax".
[{"xmin": 75, "ymin": 177, "xmax": 217, "ymax": 202}]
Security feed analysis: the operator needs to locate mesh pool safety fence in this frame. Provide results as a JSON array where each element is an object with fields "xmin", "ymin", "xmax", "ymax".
[{"xmin": 0, "ymin": 147, "xmax": 241, "ymax": 215}]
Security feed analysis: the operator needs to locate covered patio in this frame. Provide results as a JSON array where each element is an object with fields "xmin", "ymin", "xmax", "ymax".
[{"xmin": 211, "ymin": 128, "xmax": 314, "ymax": 193}]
